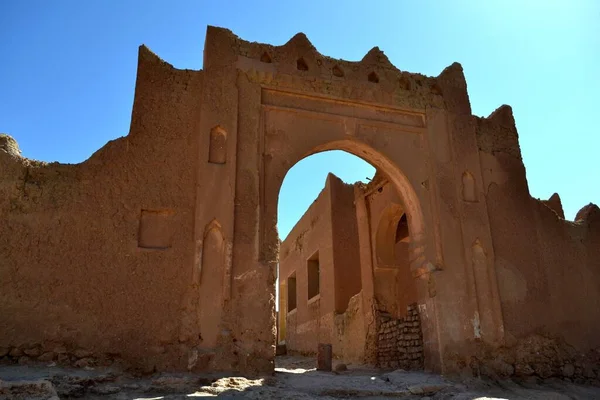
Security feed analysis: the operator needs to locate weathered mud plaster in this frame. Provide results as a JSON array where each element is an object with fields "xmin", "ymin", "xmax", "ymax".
[{"xmin": 1, "ymin": 26, "xmax": 598, "ymax": 376}]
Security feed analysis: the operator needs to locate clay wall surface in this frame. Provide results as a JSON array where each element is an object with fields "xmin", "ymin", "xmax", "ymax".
[
  {"xmin": 477, "ymin": 108, "xmax": 600, "ymax": 349},
  {"xmin": 279, "ymin": 174, "xmax": 335, "ymax": 355},
  {"xmin": 0, "ymin": 47, "xmax": 205, "ymax": 372},
  {"xmin": 330, "ymin": 175, "xmax": 363, "ymax": 314},
  {"xmin": 470, "ymin": 106, "xmax": 600, "ymax": 381},
  {"xmin": 279, "ymin": 174, "xmax": 364, "ymax": 362}
]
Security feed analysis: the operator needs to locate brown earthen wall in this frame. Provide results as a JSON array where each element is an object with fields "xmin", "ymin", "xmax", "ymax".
[
  {"xmin": 279, "ymin": 174, "xmax": 366, "ymax": 361},
  {"xmin": 278, "ymin": 176, "xmax": 334, "ymax": 355},
  {"xmin": 330, "ymin": 174, "xmax": 362, "ymax": 313},
  {"xmin": 0, "ymin": 47, "xmax": 204, "ymax": 371},
  {"xmin": 477, "ymin": 107, "xmax": 600, "ymax": 373}
]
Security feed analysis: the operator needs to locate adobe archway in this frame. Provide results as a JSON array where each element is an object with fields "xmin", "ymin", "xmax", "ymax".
[
  {"xmin": 193, "ymin": 26, "xmax": 504, "ymax": 374},
  {"xmin": 258, "ymin": 109, "xmax": 441, "ymax": 367},
  {"xmin": 270, "ymin": 142, "xmax": 433, "ymax": 367}
]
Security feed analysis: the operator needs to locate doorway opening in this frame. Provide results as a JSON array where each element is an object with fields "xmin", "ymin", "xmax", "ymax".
[
  {"xmin": 275, "ymin": 150, "xmax": 374, "ymax": 371},
  {"xmin": 274, "ymin": 149, "xmax": 423, "ymax": 372}
]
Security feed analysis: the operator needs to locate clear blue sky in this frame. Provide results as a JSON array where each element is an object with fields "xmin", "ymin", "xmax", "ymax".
[{"xmin": 1, "ymin": 1, "xmax": 598, "ymax": 238}]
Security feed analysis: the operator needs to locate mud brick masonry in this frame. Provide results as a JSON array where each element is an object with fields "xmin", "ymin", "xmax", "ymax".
[{"xmin": 1, "ymin": 26, "xmax": 599, "ymax": 381}]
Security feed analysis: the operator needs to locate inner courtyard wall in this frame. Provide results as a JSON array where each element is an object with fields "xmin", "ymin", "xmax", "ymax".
[
  {"xmin": 279, "ymin": 174, "xmax": 335, "ymax": 355},
  {"xmin": 278, "ymin": 174, "xmax": 365, "ymax": 362},
  {"xmin": 475, "ymin": 108, "xmax": 600, "ymax": 374}
]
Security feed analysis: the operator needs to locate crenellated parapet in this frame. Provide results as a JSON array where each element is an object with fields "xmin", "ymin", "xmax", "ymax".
[{"xmin": 203, "ymin": 26, "xmax": 467, "ymax": 112}]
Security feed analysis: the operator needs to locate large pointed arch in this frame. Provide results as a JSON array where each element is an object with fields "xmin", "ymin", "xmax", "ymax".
[{"xmin": 264, "ymin": 138, "xmax": 430, "ymax": 278}]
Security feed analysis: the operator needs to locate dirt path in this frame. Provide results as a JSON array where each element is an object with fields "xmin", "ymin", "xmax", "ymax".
[{"xmin": 1, "ymin": 356, "xmax": 600, "ymax": 399}]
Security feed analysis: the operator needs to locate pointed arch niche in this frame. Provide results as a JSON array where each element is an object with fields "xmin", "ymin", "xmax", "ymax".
[
  {"xmin": 199, "ymin": 220, "xmax": 225, "ymax": 348},
  {"xmin": 209, "ymin": 126, "xmax": 227, "ymax": 164}
]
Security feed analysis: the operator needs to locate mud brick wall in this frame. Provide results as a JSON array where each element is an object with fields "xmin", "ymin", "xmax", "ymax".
[{"xmin": 377, "ymin": 303, "xmax": 423, "ymax": 370}]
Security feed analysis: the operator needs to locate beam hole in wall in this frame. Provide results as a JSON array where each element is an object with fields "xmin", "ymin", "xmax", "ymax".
[
  {"xmin": 260, "ymin": 52, "xmax": 272, "ymax": 63},
  {"xmin": 332, "ymin": 65, "xmax": 344, "ymax": 78},
  {"xmin": 296, "ymin": 57, "xmax": 308, "ymax": 71},
  {"xmin": 368, "ymin": 71, "xmax": 379, "ymax": 83},
  {"xmin": 398, "ymin": 76, "xmax": 411, "ymax": 91}
]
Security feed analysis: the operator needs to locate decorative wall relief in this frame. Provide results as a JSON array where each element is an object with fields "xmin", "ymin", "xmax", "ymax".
[{"xmin": 138, "ymin": 209, "xmax": 176, "ymax": 249}]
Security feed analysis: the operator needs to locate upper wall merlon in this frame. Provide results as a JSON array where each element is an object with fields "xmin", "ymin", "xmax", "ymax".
[
  {"xmin": 138, "ymin": 44, "xmax": 176, "ymax": 70},
  {"xmin": 576, "ymin": 203, "xmax": 600, "ymax": 224},
  {"xmin": 0, "ymin": 134, "xmax": 21, "ymax": 157},
  {"xmin": 436, "ymin": 62, "xmax": 471, "ymax": 114},
  {"xmin": 476, "ymin": 104, "xmax": 522, "ymax": 160},
  {"xmin": 541, "ymin": 193, "xmax": 565, "ymax": 219},
  {"xmin": 488, "ymin": 104, "xmax": 516, "ymax": 128}
]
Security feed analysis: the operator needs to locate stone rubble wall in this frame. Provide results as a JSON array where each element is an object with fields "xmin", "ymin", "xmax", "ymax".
[
  {"xmin": 472, "ymin": 334, "xmax": 600, "ymax": 385},
  {"xmin": 0, "ymin": 344, "xmax": 120, "ymax": 369},
  {"xmin": 377, "ymin": 303, "xmax": 423, "ymax": 370}
]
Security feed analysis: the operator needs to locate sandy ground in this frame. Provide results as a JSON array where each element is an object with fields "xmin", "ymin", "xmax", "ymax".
[{"xmin": 1, "ymin": 355, "xmax": 600, "ymax": 399}]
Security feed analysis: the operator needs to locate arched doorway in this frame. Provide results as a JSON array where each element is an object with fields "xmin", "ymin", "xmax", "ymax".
[
  {"xmin": 195, "ymin": 69, "xmax": 447, "ymax": 373},
  {"xmin": 275, "ymin": 150, "xmax": 375, "ymax": 367},
  {"xmin": 266, "ymin": 135, "xmax": 431, "ymax": 369},
  {"xmin": 262, "ymin": 137, "xmax": 430, "ymax": 279}
]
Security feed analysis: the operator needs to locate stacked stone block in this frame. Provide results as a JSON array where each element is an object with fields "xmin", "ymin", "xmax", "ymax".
[
  {"xmin": 0, "ymin": 344, "xmax": 119, "ymax": 369},
  {"xmin": 376, "ymin": 303, "xmax": 423, "ymax": 370}
]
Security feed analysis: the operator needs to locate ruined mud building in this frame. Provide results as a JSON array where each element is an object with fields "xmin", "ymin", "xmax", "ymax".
[
  {"xmin": 1, "ymin": 26, "xmax": 599, "ymax": 380},
  {"xmin": 278, "ymin": 172, "xmax": 423, "ymax": 370}
]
